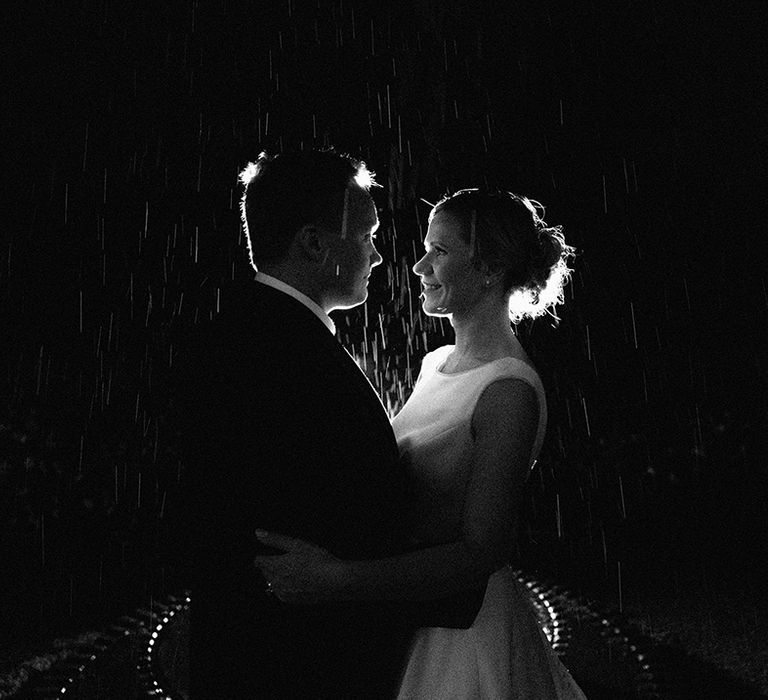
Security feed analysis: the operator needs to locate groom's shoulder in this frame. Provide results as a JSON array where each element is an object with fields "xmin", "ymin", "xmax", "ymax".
[
  {"xmin": 180, "ymin": 282, "xmax": 335, "ymax": 365},
  {"xmin": 183, "ymin": 282, "xmax": 290, "ymax": 340}
]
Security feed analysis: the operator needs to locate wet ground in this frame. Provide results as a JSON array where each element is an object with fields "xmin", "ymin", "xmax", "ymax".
[{"xmin": 5, "ymin": 566, "xmax": 767, "ymax": 700}]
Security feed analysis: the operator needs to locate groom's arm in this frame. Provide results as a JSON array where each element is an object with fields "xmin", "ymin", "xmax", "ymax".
[
  {"xmin": 385, "ymin": 575, "xmax": 488, "ymax": 630},
  {"xmin": 254, "ymin": 379, "xmax": 539, "ymax": 628}
]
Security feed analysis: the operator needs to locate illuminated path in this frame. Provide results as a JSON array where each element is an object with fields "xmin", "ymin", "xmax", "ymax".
[{"xmin": 4, "ymin": 576, "xmax": 701, "ymax": 700}]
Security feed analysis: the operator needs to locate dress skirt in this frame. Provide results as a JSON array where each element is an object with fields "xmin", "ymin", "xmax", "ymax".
[{"xmin": 396, "ymin": 567, "xmax": 588, "ymax": 699}]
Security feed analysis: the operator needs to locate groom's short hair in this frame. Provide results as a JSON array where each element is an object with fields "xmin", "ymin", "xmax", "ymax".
[{"xmin": 239, "ymin": 148, "xmax": 375, "ymax": 268}]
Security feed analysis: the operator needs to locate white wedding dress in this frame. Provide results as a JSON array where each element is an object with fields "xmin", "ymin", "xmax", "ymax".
[{"xmin": 391, "ymin": 345, "xmax": 587, "ymax": 699}]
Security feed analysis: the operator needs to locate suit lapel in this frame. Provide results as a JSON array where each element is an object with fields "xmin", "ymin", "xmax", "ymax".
[{"xmin": 319, "ymin": 330, "xmax": 400, "ymax": 457}]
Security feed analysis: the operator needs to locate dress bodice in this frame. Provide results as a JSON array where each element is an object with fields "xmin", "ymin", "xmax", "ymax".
[{"xmin": 391, "ymin": 344, "xmax": 547, "ymax": 543}]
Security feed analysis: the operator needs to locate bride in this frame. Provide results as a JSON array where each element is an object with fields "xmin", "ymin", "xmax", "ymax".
[{"xmin": 255, "ymin": 188, "xmax": 586, "ymax": 698}]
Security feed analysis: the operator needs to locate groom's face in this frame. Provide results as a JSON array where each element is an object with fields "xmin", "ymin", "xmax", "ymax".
[{"xmin": 319, "ymin": 184, "xmax": 383, "ymax": 311}]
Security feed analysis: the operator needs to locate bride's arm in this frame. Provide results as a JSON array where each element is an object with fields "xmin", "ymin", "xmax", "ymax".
[{"xmin": 255, "ymin": 378, "xmax": 539, "ymax": 603}]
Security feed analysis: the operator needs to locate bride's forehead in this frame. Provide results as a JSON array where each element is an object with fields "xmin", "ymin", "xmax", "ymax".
[{"xmin": 425, "ymin": 212, "xmax": 466, "ymax": 243}]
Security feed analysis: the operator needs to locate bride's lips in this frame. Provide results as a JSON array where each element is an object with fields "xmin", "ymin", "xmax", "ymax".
[{"xmin": 421, "ymin": 282, "xmax": 442, "ymax": 292}]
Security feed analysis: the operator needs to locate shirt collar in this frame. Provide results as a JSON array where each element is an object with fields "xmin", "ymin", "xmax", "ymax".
[{"xmin": 254, "ymin": 271, "xmax": 336, "ymax": 335}]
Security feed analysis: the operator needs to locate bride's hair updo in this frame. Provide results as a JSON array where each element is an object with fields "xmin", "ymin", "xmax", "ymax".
[{"xmin": 429, "ymin": 189, "xmax": 576, "ymax": 323}]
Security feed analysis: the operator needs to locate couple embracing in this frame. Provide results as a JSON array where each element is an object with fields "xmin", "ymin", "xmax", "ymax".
[{"xmin": 175, "ymin": 148, "xmax": 586, "ymax": 698}]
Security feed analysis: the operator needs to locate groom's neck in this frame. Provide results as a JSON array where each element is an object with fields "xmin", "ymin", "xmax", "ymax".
[{"xmin": 258, "ymin": 262, "xmax": 327, "ymax": 312}]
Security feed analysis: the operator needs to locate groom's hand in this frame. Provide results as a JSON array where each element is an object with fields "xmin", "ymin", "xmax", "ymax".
[{"xmin": 253, "ymin": 530, "xmax": 347, "ymax": 604}]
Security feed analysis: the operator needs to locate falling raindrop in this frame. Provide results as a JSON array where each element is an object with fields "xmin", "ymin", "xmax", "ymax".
[
  {"xmin": 601, "ymin": 174, "xmax": 607, "ymax": 214},
  {"xmin": 629, "ymin": 302, "xmax": 638, "ymax": 349}
]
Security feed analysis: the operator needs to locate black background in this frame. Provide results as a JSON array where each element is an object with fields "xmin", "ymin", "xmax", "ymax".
[{"xmin": 2, "ymin": 0, "xmax": 767, "ymax": 684}]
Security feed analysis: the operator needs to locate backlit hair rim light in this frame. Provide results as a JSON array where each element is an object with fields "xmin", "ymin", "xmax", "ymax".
[{"xmin": 430, "ymin": 188, "xmax": 576, "ymax": 325}]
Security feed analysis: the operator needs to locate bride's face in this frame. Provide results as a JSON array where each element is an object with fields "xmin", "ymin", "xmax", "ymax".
[{"xmin": 413, "ymin": 211, "xmax": 487, "ymax": 317}]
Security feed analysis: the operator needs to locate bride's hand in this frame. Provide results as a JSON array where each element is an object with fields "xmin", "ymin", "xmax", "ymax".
[{"xmin": 253, "ymin": 530, "xmax": 347, "ymax": 604}]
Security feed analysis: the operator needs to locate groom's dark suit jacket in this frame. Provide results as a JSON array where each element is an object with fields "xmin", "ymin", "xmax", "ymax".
[{"xmin": 172, "ymin": 281, "xmax": 485, "ymax": 699}]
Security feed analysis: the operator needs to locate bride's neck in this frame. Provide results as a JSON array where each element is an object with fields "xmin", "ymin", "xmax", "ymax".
[{"xmin": 448, "ymin": 304, "xmax": 519, "ymax": 366}]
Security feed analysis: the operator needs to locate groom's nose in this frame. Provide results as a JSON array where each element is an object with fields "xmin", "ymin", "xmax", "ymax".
[{"xmin": 413, "ymin": 254, "xmax": 429, "ymax": 275}]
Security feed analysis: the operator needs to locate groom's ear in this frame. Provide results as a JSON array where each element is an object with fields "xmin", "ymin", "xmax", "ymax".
[{"xmin": 295, "ymin": 224, "xmax": 327, "ymax": 262}]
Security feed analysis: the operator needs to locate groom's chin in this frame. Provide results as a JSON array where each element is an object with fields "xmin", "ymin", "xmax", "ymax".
[{"xmin": 332, "ymin": 293, "xmax": 368, "ymax": 311}]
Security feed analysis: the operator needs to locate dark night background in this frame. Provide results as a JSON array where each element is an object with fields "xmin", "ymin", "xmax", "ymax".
[{"xmin": 2, "ymin": 0, "xmax": 767, "ymax": 695}]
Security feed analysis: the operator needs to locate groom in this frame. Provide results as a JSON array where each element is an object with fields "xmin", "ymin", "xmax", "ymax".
[{"xmin": 175, "ymin": 149, "xmax": 484, "ymax": 698}]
